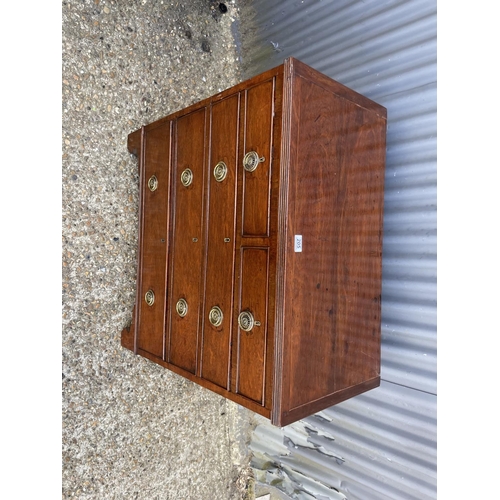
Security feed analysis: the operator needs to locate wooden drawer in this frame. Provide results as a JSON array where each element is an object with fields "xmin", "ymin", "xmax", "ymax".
[{"xmin": 121, "ymin": 57, "xmax": 387, "ymax": 427}]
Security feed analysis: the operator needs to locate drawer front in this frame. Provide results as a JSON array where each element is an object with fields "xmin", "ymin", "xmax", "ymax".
[
  {"xmin": 167, "ymin": 108, "xmax": 207, "ymax": 374},
  {"xmin": 242, "ymin": 79, "xmax": 275, "ymax": 237},
  {"xmin": 136, "ymin": 123, "xmax": 171, "ymax": 359},
  {"xmin": 235, "ymin": 247, "xmax": 270, "ymax": 405},
  {"xmin": 200, "ymin": 94, "xmax": 239, "ymax": 389}
]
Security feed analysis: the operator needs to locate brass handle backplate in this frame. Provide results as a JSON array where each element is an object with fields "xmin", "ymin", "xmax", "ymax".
[
  {"xmin": 213, "ymin": 161, "xmax": 228, "ymax": 182},
  {"xmin": 176, "ymin": 298, "xmax": 188, "ymax": 317},
  {"xmin": 181, "ymin": 168, "xmax": 193, "ymax": 187},
  {"xmin": 145, "ymin": 289, "xmax": 155, "ymax": 306},
  {"xmin": 148, "ymin": 175, "xmax": 158, "ymax": 192},
  {"xmin": 243, "ymin": 151, "xmax": 265, "ymax": 172},
  {"xmin": 209, "ymin": 306, "xmax": 223, "ymax": 327}
]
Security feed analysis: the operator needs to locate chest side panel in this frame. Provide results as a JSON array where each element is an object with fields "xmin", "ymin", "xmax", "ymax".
[{"xmin": 279, "ymin": 67, "xmax": 386, "ymax": 423}]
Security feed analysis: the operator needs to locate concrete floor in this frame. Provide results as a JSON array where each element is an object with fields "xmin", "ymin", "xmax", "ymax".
[{"xmin": 62, "ymin": 1, "xmax": 257, "ymax": 498}]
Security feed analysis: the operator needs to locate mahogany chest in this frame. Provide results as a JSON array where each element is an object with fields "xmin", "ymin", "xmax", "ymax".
[{"xmin": 121, "ymin": 57, "xmax": 387, "ymax": 426}]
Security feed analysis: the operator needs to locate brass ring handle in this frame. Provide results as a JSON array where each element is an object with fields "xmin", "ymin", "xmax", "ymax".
[
  {"xmin": 209, "ymin": 306, "xmax": 223, "ymax": 327},
  {"xmin": 148, "ymin": 175, "xmax": 158, "ymax": 192},
  {"xmin": 176, "ymin": 298, "xmax": 188, "ymax": 317},
  {"xmin": 238, "ymin": 310, "xmax": 260, "ymax": 332},
  {"xmin": 243, "ymin": 151, "xmax": 265, "ymax": 172},
  {"xmin": 145, "ymin": 289, "xmax": 155, "ymax": 306},
  {"xmin": 213, "ymin": 161, "xmax": 228, "ymax": 182},
  {"xmin": 180, "ymin": 168, "xmax": 193, "ymax": 187}
]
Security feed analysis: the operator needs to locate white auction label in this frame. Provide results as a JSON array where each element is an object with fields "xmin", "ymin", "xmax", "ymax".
[{"xmin": 294, "ymin": 235, "xmax": 303, "ymax": 252}]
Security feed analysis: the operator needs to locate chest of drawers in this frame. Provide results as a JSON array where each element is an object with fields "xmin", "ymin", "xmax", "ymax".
[{"xmin": 121, "ymin": 57, "xmax": 387, "ymax": 426}]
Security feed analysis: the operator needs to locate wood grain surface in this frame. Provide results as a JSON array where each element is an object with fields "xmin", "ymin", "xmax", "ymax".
[
  {"xmin": 122, "ymin": 57, "xmax": 387, "ymax": 427},
  {"xmin": 167, "ymin": 108, "xmax": 207, "ymax": 374}
]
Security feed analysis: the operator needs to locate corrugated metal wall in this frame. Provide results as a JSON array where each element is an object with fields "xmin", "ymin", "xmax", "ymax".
[{"xmin": 237, "ymin": 0, "xmax": 437, "ymax": 498}]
